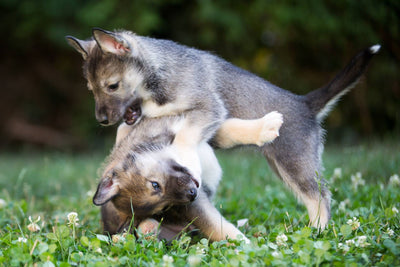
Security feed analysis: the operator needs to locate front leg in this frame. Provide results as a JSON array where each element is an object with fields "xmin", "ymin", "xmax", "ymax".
[
  {"xmin": 187, "ymin": 192, "xmax": 250, "ymax": 244},
  {"xmin": 173, "ymin": 125, "xmax": 204, "ymax": 187},
  {"xmin": 173, "ymin": 112, "xmax": 224, "ymax": 188},
  {"xmin": 101, "ymin": 202, "xmax": 130, "ymax": 235},
  {"xmin": 116, "ymin": 123, "xmax": 133, "ymax": 144}
]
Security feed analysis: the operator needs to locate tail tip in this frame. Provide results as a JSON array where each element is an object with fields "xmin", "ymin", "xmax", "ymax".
[{"xmin": 369, "ymin": 44, "xmax": 381, "ymax": 54}]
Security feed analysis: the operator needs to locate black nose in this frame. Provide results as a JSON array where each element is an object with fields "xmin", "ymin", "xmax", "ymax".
[
  {"xmin": 187, "ymin": 188, "xmax": 197, "ymax": 201},
  {"xmin": 96, "ymin": 114, "xmax": 109, "ymax": 125},
  {"xmin": 96, "ymin": 109, "xmax": 109, "ymax": 125},
  {"xmin": 99, "ymin": 119, "xmax": 109, "ymax": 125}
]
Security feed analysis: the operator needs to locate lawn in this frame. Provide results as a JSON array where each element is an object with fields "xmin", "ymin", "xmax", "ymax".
[{"xmin": 0, "ymin": 140, "xmax": 399, "ymax": 266}]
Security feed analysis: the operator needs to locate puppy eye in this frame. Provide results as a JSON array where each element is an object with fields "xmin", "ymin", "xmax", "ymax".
[
  {"xmin": 151, "ymin": 182, "xmax": 161, "ymax": 191},
  {"xmin": 107, "ymin": 82, "xmax": 119, "ymax": 91}
]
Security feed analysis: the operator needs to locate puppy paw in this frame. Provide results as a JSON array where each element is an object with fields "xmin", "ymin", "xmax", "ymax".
[
  {"xmin": 138, "ymin": 218, "xmax": 159, "ymax": 237},
  {"xmin": 256, "ymin": 111, "xmax": 283, "ymax": 146}
]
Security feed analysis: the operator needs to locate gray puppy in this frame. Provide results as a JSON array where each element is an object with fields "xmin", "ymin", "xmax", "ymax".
[{"xmin": 67, "ymin": 28, "xmax": 380, "ymax": 228}]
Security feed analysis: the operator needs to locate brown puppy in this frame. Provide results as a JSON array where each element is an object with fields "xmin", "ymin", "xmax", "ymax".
[{"xmin": 94, "ymin": 113, "xmax": 282, "ymax": 242}]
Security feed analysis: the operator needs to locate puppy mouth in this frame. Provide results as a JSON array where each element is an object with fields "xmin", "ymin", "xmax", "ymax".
[{"xmin": 123, "ymin": 103, "xmax": 142, "ymax": 125}]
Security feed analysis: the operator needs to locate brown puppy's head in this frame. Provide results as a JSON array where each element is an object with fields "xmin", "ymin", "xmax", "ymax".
[
  {"xmin": 93, "ymin": 156, "xmax": 199, "ymax": 218},
  {"xmin": 66, "ymin": 28, "xmax": 145, "ymax": 126}
]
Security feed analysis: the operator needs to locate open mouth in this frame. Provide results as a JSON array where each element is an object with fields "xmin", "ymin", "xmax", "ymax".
[{"xmin": 123, "ymin": 103, "xmax": 142, "ymax": 125}]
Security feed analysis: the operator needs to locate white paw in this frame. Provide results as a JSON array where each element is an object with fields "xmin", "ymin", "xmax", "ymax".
[
  {"xmin": 138, "ymin": 218, "xmax": 159, "ymax": 236},
  {"xmin": 256, "ymin": 111, "xmax": 283, "ymax": 146}
]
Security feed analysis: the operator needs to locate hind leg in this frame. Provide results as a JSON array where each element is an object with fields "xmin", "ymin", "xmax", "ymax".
[
  {"xmin": 263, "ymin": 135, "xmax": 331, "ymax": 229},
  {"xmin": 187, "ymin": 192, "xmax": 250, "ymax": 243}
]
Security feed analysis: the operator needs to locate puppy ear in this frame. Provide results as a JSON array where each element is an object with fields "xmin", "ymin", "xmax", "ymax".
[
  {"xmin": 65, "ymin": 36, "xmax": 94, "ymax": 60},
  {"xmin": 93, "ymin": 177, "xmax": 120, "ymax": 206},
  {"xmin": 92, "ymin": 28, "xmax": 131, "ymax": 56}
]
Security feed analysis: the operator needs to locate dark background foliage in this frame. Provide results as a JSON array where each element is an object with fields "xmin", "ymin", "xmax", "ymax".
[{"xmin": 1, "ymin": 0, "xmax": 399, "ymax": 151}]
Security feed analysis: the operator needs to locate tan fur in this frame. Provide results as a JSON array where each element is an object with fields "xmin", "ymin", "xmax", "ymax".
[
  {"xmin": 94, "ymin": 113, "xmax": 282, "ymax": 242},
  {"xmin": 68, "ymin": 30, "xmax": 378, "ymax": 229},
  {"xmin": 116, "ymin": 111, "xmax": 282, "ymax": 189},
  {"xmin": 138, "ymin": 218, "xmax": 160, "ymax": 235}
]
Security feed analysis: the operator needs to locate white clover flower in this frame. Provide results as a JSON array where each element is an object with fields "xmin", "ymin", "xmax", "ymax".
[
  {"xmin": 389, "ymin": 174, "xmax": 400, "ymax": 186},
  {"xmin": 345, "ymin": 239, "xmax": 355, "ymax": 246},
  {"xmin": 331, "ymin": 168, "xmax": 342, "ymax": 182},
  {"xmin": 276, "ymin": 233, "xmax": 288, "ymax": 247},
  {"xmin": 27, "ymin": 216, "xmax": 41, "ymax": 232},
  {"xmin": 338, "ymin": 198, "xmax": 350, "ymax": 212},
  {"xmin": 95, "ymin": 247, "xmax": 102, "ymax": 254},
  {"xmin": 271, "ymin": 250, "xmax": 281, "ymax": 258},
  {"xmin": 355, "ymin": 236, "xmax": 370, "ymax": 248},
  {"xmin": 112, "ymin": 234, "xmax": 121, "ymax": 243},
  {"xmin": 338, "ymin": 201, "xmax": 347, "ymax": 211},
  {"xmin": 187, "ymin": 255, "xmax": 202, "ymax": 266},
  {"xmin": 0, "ymin": 199, "xmax": 6, "ymax": 209},
  {"xmin": 386, "ymin": 228, "xmax": 394, "ymax": 237},
  {"xmin": 347, "ymin": 217, "xmax": 360, "ymax": 230},
  {"xmin": 392, "ymin": 206, "xmax": 399, "ymax": 214},
  {"xmin": 351, "ymin": 172, "xmax": 365, "ymax": 190},
  {"xmin": 334, "ymin": 168, "xmax": 342, "ymax": 178},
  {"xmin": 112, "ymin": 234, "xmax": 126, "ymax": 243},
  {"xmin": 379, "ymin": 183, "xmax": 385, "ymax": 191},
  {"xmin": 17, "ymin": 237, "xmax": 27, "ymax": 243},
  {"xmin": 195, "ymin": 246, "xmax": 206, "ymax": 255},
  {"xmin": 338, "ymin": 242, "xmax": 350, "ymax": 253},
  {"xmin": 162, "ymin": 255, "xmax": 174, "ymax": 267},
  {"xmin": 67, "ymin": 212, "xmax": 79, "ymax": 227}
]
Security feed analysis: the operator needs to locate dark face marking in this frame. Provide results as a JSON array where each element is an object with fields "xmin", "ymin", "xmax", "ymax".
[
  {"xmin": 82, "ymin": 44, "xmax": 174, "ymax": 126},
  {"xmin": 83, "ymin": 46, "xmax": 144, "ymax": 125}
]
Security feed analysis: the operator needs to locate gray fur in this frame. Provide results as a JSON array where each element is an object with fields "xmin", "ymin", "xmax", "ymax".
[
  {"xmin": 94, "ymin": 116, "xmax": 248, "ymax": 242},
  {"xmin": 67, "ymin": 28, "xmax": 379, "ymax": 228}
]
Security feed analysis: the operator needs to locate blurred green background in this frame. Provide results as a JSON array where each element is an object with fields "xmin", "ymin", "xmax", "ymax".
[{"xmin": 1, "ymin": 0, "xmax": 399, "ymax": 151}]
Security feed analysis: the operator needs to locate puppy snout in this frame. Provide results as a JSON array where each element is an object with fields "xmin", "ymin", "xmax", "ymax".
[
  {"xmin": 187, "ymin": 188, "xmax": 197, "ymax": 202},
  {"xmin": 99, "ymin": 118, "xmax": 109, "ymax": 125},
  {"xmin": 96, "ymin": 111, "xmax": 109, "ymax": 125}
]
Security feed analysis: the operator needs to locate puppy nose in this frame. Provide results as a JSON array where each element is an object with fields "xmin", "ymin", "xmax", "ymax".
[
  {"xmin": 99, "ymin": 119, "xmax": 109, "ymax": 125},
  {"xmin": 187, "ymin": 188, "xmax": 197, "ymax": 201},
  {"xmin": 96, "ymin": 114, "xmax": 109, "ymax": 125},
  {"xmin": 96, "ymin": 106, "xmax": 109, "ymax": 125}
]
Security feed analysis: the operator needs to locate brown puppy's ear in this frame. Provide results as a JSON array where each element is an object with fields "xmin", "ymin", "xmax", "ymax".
[
  {"xmin": 92, "ymin": 28, "xmax": 131, "ymax": 56},
  {"xmin": 65, "ymin": 36, "xmax": 94, "ymax": 60},
  {"xmin": 93, "ymin": 177, "xmax": 120, "ymax": 206}
]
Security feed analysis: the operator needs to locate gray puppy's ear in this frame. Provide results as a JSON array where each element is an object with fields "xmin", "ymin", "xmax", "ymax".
[
  {"xmin": 93, "ymin": 177, "xmax": 120, "ymax": 206},
  {"xmin": 92, "ymin": 28, "xmax": 131, "ymax": 56},
  {"xmin": 65, "ymin": 36, "xmax": 94, "ymax": 60}
]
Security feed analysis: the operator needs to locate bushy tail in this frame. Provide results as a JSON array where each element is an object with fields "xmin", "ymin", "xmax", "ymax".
[{"xmin": 306, "ymin": 45, "xmax": 380, "ymax": 121}]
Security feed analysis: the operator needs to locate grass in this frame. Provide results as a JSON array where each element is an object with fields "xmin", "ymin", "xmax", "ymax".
[{"xmin": 0, "ymin": 141, "xmax": 399, "ymax": 266}]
